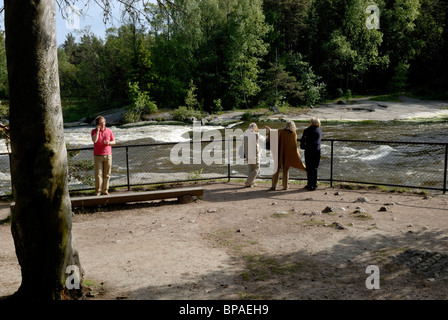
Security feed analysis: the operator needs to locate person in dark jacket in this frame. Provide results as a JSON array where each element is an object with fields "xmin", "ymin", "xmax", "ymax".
[{"xmin": 300, "ymin": 118, "xmax": 322, "ymax": 191}]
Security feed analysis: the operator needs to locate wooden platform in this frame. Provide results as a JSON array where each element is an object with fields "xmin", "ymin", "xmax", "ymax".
[{"xmin": 70, "ymin": 187, "xmax": 204, "ymax": 207}]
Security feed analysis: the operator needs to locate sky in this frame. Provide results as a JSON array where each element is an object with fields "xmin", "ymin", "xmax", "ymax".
[
  {"xmin": 0, "ymin": 1, "xmax": 145, "ymax": 46},
  {"xmin": 56, "ymin": 0, "xmax": 156, "ymax": 46},
  {"xmin": 55, "ymin": 1, "xmax": 122, "ymax": 46}
]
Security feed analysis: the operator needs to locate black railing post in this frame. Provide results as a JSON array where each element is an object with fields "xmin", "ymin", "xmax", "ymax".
[
  {"xmin": 8, "ymin": 152, "xmax": 13, "ymax": 197},
  {"xmin": 227, "ymin": 139, "xmax": 231, "ymax": 182},
  {"xmin": 126, "ymin": 146, "xmax": 130, "ymax": 191},
  {"xmin": 330, "ymin": 140, "xmax": 334, "ymax": 188},
  {"xmin": 444, "ymin": 144, "xmax": 448, "ymax": 194}
]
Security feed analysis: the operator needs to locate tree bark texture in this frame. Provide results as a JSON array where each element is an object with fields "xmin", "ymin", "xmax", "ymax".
[{"xmin": 4, "ymin": 0, "xmax": 83, "ymax": 299}]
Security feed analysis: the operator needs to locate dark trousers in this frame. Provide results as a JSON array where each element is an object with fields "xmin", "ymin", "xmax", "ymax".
[{"xmin": 305, "ymin": 150, "xmax": 320, "ymax": 188}]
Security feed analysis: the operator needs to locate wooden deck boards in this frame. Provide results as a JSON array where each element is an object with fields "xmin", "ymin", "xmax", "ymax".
[
  {"xmin": 9, "ymin": 188, "xmax": 204, "ymax": 210},
  {"xmin": 70, "ymin": 187, "xmax": 204, "ymax": 207}
]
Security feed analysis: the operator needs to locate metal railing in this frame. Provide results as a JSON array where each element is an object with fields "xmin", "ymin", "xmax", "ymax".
[
  {"xmin": 0, "ymin": 138, "xmax": 446, "ymax": 196},
  {"xmin": 323, "ymin": 139, "xmax": 448, "ymax": 193}
]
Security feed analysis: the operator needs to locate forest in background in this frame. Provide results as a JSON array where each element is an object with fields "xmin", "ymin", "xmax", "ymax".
[{"xmin": 0, "ymin": 0, "xmax": 447, "ymax": 123}]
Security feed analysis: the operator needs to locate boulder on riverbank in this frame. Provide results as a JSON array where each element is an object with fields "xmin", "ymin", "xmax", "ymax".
[{"xmin": 64, "ymin": 108, "xmax": 126, "ymax": 128}]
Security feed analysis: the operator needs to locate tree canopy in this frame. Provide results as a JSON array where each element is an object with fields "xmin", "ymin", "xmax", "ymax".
[{"xmin": 2, "ymin": 0, "xmax": 448, "ymax": 115}]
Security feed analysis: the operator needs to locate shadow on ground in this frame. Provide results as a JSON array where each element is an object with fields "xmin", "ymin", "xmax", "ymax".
[{"xmin": 119, "ymin": 228, "xmax": 448, "ymax": 300}]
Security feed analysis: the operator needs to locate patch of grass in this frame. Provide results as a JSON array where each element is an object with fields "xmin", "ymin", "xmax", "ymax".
[
  {"xmin": 371, "ymin": 247, "xmax": 410, "ymax": 267},
  {"xmin": 241, "ymin": 254, "xmax": 303, "ymax": 282},
  {"xmin": 238, "ymin": 291, "xmax": 266, "ymax": 300},
  {"xmin": 377, "ymin": 185, "xmax": 430, "ymax": 196},
  {"xmin": 369, "ymin": 94, "xmax": 402, "ymax": 102},
  {"xmin": 352, "ymin": 212, "xmax": 373, "ymax": 220},
  {"xmin": 82, "ymin": 279, "xmax": 98, "ymax": 287},
  {"xmin": 338, "ymin": 183, "xmax": 360, "ymax": 190},
  {"xmin": 277, "ymin": 105, "xmax": 308, "ymax": 115},
  {"xmin": 82, "ymin": 278, "xmax": 106, "ymax": 298},
  {"xmin": 335, "ymin": 183, "xmax": 431, "ymax": 196},
  {"xmin": 188, "ymin": 169, "xmax": 203, "ymax": 180},
  {"xmin": 374, "ymin": 247, "xmax": 408, "ymax": 258},
  {"xmin": 207, "ymin": 229, "xmax": 248, "ymax": 254},
  {"xmin": 206, "ymin": 228, "xmax": 307, "ymax": 300}
]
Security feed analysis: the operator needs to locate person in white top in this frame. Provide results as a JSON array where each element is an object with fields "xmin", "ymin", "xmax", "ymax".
[{"xmin": 242, "ymin": 122, "xmax": 265, "ymax": 187}]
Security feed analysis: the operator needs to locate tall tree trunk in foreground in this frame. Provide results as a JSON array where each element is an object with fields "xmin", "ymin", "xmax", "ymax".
[{"xmin": 4, "ymin": 0, "xmax": 83, "ymax": 299}]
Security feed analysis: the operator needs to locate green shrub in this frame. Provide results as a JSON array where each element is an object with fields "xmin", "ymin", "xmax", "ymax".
[
  {"xmin": 241, "ymin": 112, "xmax": 253, "ymax": 122},
  {"xmin": 212, "ymin": 99, "xmax": 223, "ymax": 114},
  {"xmin": 185, "ymin": 80, "xmax": 200, "ymax": 110},
  {"xmin": 172, "ymin": 106, "xmax": 204, "ymax": 122},
  {"xmin": 124, "ymin": 82, "xmax": 157, "ymax": 123},
  {"xmin": 336, "ymin": 88, "xmax": 344, "ymax": 99},
  {"xmin": 345, "ymin": 89, "xmax": 352, "ymax": 104}
]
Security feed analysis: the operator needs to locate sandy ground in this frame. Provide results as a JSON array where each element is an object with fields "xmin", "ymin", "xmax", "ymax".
[
  {"xmin": 1, "ymin": 97, "xmax": 448, "ymax": 301},
  {"xmin": 1, "ymin": 181, "xmax": 448, "ymax": 300}
]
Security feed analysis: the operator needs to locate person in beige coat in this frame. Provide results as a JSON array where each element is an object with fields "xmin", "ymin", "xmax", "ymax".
[{"xmin": 266, "ymin": 120, "xmax": 306, "ymax": 190}]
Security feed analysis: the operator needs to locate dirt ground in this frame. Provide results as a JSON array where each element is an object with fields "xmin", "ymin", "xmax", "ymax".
[{"xmin": 1, "ymin": 180, "xmax": 448, "ymax": 300}]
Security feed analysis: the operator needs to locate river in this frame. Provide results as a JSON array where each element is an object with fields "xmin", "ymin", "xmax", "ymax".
[{"xmin": 59, "ymin": 119, "xmax": 448, "ymax": 147}]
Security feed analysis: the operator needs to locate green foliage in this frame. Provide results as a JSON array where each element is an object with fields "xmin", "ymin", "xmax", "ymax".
[
  {"xmin": 212, "ymin": 99, "xmax": 223, "ymax": 114},
  {"xmin": 315, "ymin": 0, "xmax": 389, "ymax": 93},
  {"xmin": 185, "ymin": 80, "xmax": 200, "ymax": 110},
  {"xmin": 188, "ymin": 169, "xmax": 203, "ymax": 180},
  {"xmin": 58, "ymin": 49, "xmax": 78, "ymax": 100},
  {"xmin": 260, "ymin": 52, "xmax": 326, "ymax": 107},
  {"xmin": 172, "ymin": 106, "xmax": 204, "ymax": 122},
  {"xmin": 240, "ymin": 112, "xmax": 253, "ymax": 122},
  {"xmin": 0, "ymin": 31, "xmax": 9, "ymax": 99},
  {"xmin": 53, "ymin": 0, "xmax": 448, "ymax": 121},
  {"xmin": 0, "ymin": 102, "xmax": 8, "ymax": 120},
  {"xmin": 336, "ymin": 88, "xmax": 344, "ymax": 99},
  {"xmin": 0, "ymin": 37, "xmax": 8, "ymax": 122},
  {"xmin": 286, "ymin": 53, "xmax": 326, "ymax": 106},
  {"xmin": 172, "ymin": 80, "xmax": 205, "ymax": 122},
  {"xmin": 388, "ymin": 62, "xmax": 410, "ymax": 94},
  {"xmin": 223, "ymin": 0, "xmax": 272, "ymax": 108},
  {"xmin": 62, "ymin": 101, "xmax": 97, "ymax": 123},
  {"xmin": 262, "ymin": 61, "xmax": 302, "ymax": 107},
  {"xmin": 124, "ymin": 81, "xmax": 157, "ymax": 123},
  {"xmin": 346, "ymin": 89, "xmax": 352, "ymax": 104}
]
